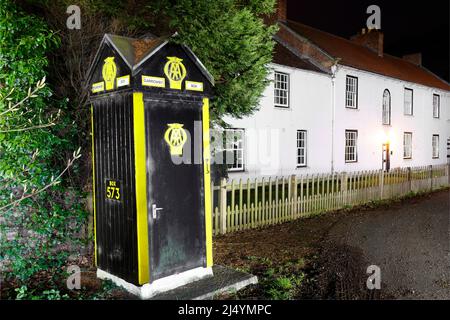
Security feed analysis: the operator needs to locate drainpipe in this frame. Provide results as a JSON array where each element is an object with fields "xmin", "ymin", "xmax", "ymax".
[{"xmin": 330, "ymin": 63, "xmax": 338, "ymax": 173}]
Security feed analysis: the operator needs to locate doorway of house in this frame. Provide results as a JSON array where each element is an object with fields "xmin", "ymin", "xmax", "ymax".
[
  {"xmin": 382, "ymin": 143, "xmax": 390, "ymax": 171},
  {"xmin": 447, "ymin": 138, "xmax": 450, "ymax": 163}
]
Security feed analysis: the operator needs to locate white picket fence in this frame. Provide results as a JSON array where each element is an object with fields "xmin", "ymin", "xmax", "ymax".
[{"xmin": 211, "ymin": 164, "xmax": 450, "ymax": 235}]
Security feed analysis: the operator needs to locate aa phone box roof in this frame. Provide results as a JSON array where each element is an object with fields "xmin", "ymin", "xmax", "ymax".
[{"xmin": 87, "ymin": 33, "xmax": 214, "ymax": 98}]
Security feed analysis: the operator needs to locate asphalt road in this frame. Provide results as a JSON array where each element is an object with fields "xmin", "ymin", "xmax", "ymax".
[{"xmin": 327, "ymin": 190, "xmax": 450, "ymax": 299}]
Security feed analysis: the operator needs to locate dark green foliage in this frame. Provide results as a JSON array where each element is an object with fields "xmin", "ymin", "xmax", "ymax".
[
  {"xmin": 84, "ymin": 0, "xmax": 278, "ymax": 121},
  {"xmin": 161, "ymin": 0, "xmax": 278, "ymax": 120},
  {"xmin": 0, "ymin": 0, "xmax": 62, "ymax": 185},
  {"xmin": 0, "ymin": 0, "xmax": 86, "ymax": 283}
]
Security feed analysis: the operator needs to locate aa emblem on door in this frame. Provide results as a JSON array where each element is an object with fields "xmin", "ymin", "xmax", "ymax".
[
  {"xmin": 164, "ymin": 123, "xmax": 187, "ymax": 156},
  {"xmin": 164, "ymin": 57, "xmax": 187, "ymax": 90}
]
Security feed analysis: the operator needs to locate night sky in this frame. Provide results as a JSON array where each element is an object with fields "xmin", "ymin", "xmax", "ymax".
[{"xmin": 287, "ymin": 0, "xmax": 449, "ymax": 82}]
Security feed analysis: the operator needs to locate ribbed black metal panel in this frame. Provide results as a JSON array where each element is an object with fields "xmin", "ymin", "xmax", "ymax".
[{"xmin": 93, "ymin": 92, "xmax": 139, "ymax": 284}]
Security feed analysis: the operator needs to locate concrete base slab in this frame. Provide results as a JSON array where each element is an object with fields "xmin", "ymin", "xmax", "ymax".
[
  {"xmin": 98, "ymin": 265, "xmax": 257, "ymax": 300},
  {"xmin": 150, "ymin": 265, "xmax": 258, "ymax": 300},
  {"xmin": 97, "ymin": 266, "xmax": 213, "ymax": 299}
]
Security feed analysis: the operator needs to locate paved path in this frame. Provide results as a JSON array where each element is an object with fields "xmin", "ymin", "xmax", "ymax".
[{"xmin": 327, "ymin": 190, "xmax": 450, "ymax": 299}]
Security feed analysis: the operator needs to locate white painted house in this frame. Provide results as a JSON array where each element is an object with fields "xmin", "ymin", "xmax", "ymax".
[{"xmin": 220, "ymin": 3, "xmax": 450, "ymax": 180}]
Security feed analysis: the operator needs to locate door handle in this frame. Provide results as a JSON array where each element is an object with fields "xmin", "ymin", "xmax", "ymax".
[{"xmin": 152, "ymin": 204, "xmax": 163, "ymax": 219}]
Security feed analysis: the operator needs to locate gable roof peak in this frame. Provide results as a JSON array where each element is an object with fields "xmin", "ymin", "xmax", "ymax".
[{"xmin": 86, "ymin": 33, "xmax": 215, "ymax": 86}]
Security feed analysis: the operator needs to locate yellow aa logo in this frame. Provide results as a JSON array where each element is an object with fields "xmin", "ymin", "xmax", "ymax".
[
  {"xmin": 164, "ymin": 123, "xmax": 188, "ymax": 156},
  {"xmin": 102, "ymin": 57, "xmax": 117, "ymax": 90},
  {"xmin": 164, "ymin": 57, "xmax": 187, "ymax": 90}
]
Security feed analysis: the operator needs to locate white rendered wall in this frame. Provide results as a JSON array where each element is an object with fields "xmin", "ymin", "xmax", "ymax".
[
  {"xmin": 333, "ymin": 65, "xmax": 450, "ymax": 172},
  {"xmin": 222, "ymin": 63, "xmax": 332, "ymax": 180},
  {"xmin": 222, "ymin": 63, "xmax": 450, "ymax": 180}
]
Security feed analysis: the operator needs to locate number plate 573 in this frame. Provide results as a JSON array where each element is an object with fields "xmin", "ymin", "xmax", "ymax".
[{"xmin": 106, "ymin": 179, "xmax": 121, "ymax": 201}]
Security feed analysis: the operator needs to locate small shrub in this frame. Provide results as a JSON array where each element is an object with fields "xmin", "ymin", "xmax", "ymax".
[
  {"xmin": 15, "ymin": 285, "xmax": 69, "ymax": 300},
  {"xmin": 267, "ymin": 274, "xmax": 305, "ymax": 300}
]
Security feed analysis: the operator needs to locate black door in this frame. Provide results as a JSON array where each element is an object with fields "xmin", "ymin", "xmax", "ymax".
[{"xmin": 144, "ymin": 99, "xmax": 206, "ymax": 281}]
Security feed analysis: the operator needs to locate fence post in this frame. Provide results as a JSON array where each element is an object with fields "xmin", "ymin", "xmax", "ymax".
[
  {"xmin": 341, "ymin": 172, "xmax": 348, "ymax": 204},
  {"xmin": 379, "ymin": 169, "xmax": 384, "ymax": 200},
  {"xmin": 429, "ymin": 165, "xmax": 433, "ymax": 191},
  {"xmin": 407, "ymin": 167, "xmax": 412, "ymax": 193},
  {"xmin": 219, "ymin": 178, "xmax": 227, "ymax": 234},
  {"xmin": 290, "ymin": 175, "xmax": 297, "ymax": 200},
  {"xmin": 448, "ymin": 163, "xmax": 450, "ymax": 186},
  {"xmin": 290, "ymin": 175, "xmax": 297, "ymax": 218}
]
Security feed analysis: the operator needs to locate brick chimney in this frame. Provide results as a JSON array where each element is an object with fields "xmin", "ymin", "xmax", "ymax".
[
  {"xmin": 402, "ymin": 53, "xmax": 422, "ymax": 66},
  {"xmin": 351, "ymin": 27, "xmax": 384, "ymax": 57}
]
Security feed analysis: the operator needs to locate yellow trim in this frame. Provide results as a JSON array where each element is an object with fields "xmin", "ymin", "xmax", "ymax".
[
  {"xmin": 202, "ymin": 97, "xmax": 213, "ymax": 267},
  {"xmin": 133, "ymin": 92, "xmax": 150, "ymax": 285},
  {"xmin": 90, "ymin": 105, "xmax": 98, "ymax": 266}
]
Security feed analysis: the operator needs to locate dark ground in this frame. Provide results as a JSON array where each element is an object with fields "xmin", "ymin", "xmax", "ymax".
[
  {"xmin": 328, "ymin": 190, "xmax": 450, "ymax": 299},
  {"xmin": 3, "ymin": 190, "xmax": 448, "ymax": 300},
  {"xmin": 214, "ymin": 189, "xmax": 450, "ymax": 299}
]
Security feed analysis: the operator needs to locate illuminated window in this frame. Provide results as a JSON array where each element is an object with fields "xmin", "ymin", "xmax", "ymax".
[
  {"xmin": 432, "ymin": 135, "xmax": 439, "ymax": 159},
  {"xmin": 224, "ymin": 129, "xmax": 245, "ymax": 172},
  {"xmin": 403, "ymin": 132, "xmax": 412, "ymax": 159},
  {"xmin": 345, "ymin": 76, "xmax": 358, "ymax": 108},
  {"xmin": 382, "ymin": 89, "xmax": 391, "ymax": 125},
  {"xmin": 345, "ymin": 130, "xmax": 358, "ymax": 162},
  {"xmin": 433, "ymin": 94, "xmax": 440, "ymax": 118},
  {"xmin": 296, "ymin": 130, "xmax": 307, "ymax": 167},
  {"xmin": 404, "ymin": 88, "xmax": 413, "ymax": 115},
  {"xmin": 274, "ymin": 71, "xmax": 289, "ymax": 108}
]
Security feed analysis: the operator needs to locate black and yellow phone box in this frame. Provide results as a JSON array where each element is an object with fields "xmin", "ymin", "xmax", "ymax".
[{"xmin": 87, "ymin": 34, "xmax": 214, "ymax": 296}]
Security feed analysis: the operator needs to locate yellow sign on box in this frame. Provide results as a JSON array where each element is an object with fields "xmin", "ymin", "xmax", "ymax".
[
  {"xmin": 186, "ymin": 81, "xmax": 204, "ymax": 92},
  {"xmin": 92, "ymin": 82, "xmax": 105, "ymax": 93},
  {"xmin": 164, "ymin": 57, "xmax": 187, "ymax": 90},
  {"xmin": 117, "ymin": 75, "xmax": 130, "ymax": 88},
  {"xmin": 142, "ymin": 76, "xmax": 166, "ymax": 88},
  {"xmin": 102, "ymin": 57, "xmax": 117, "ymax": 90},
  {"xmin": 106, "ymin": 179, "xmax": 121, "ymax": 201},
  {"xmin": 164, "ymin": 123, "xmax": 188, "ymax": 156}
]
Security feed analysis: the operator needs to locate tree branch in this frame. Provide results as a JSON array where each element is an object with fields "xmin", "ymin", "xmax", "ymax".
[
  {"xmin": 0, "ymin": 77, "xmax": 46, "ymax": 117},
  {"xmin": 0, "ymin": 148, "xmax": 82, "ymax": 213},
  {"xmin": 0, "ymin": 122, "xmax": 56, "ymax": 133}
]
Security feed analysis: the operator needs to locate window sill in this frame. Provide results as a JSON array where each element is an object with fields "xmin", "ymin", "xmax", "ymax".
[
  {"xmin": 345, "ymin": 106, "xmax": 359, "ymax": 110},
  {"xmin": 345, "ymin": 161, "xmax": 358, "ymax": 164},
  {"xmin": 274, "ymin": 106, "xmax": 290, "ymax": 110},
  {"xmin": 296, "ymin": 166, "xmax": 308, "ymax": 169},
  {"xmin": 228, "ymin": 170, "xmax": 245, "ymax": 173}
]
